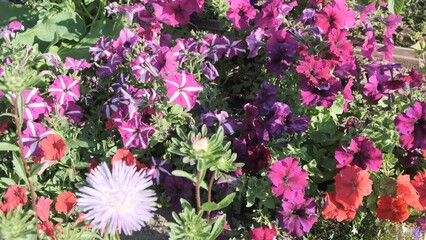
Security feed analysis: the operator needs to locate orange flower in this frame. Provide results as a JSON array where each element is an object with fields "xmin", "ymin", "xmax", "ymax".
[
  {"xmin": 334, "ymin": 165, "xmax": 372, "ymax": 209},
  {"xmin": 397, "ymin": 174, "xmax": 423, "ymax": 211},
  {"xmin": 322, "ymin": 192, "xmax": 357, "ymax": 222},
  {"xmin": 112, "ymin": 148, "xmax": 147, "ymax": 170},
  {"xmin": 376, "ymin": 195, "xmax": 410, "ymax": 222},
  {"xmin": 411, "ymin": 171, "xmax": 426, "ymax": 209},
  {"xmin": 55, "ymin": 192, "xmax": 76, "ymax": 215},
  {"xmin": 40, "ymin": 134, "xmax": 67, "ymax": 160}
]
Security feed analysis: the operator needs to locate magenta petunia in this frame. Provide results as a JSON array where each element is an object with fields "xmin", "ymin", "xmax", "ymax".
[
  {"xmin": 60, "ymin": 102, "xmax": 83, "ymax": 124},
  {"xmin": 361, "ymin": 26, "xmax": 377, "ymax": 60},
  {"xmin": 335, "ymin": 136, "xmax": 383, "ymax": 171},
  {"xmin": 21, "ymin": 122, "xmax": 53, "ymax": 158},
  {"xmin": 151, "ymin": 47, "xmax": 178, "ymax": 77},
  {"xmin": 164, "ymin": 71, "xmax": 203, "ymax": 110},
  {"xmin": 254, "ymin": 0, "xmax": 283, "ymax": 30},
  {"xmin": 299, "ymin": 76, "xmax": 341, "ymax": 108},
  {"xmin": 199, "ymin": 34, "xmax": 228, "ymax": 62},
  {"xmin": 117, "ymin": 116, "xmax": 156, "ymax": 149},
  {"xmin": 315, "ymin": 4, "xmax": 345, "ymax": 34},
  {"xmin": 112, "ymin": 28, "xmax": 140, "ymax": 57},
  {"xmin": 328, "ymin": 29, "xmax": 353, "ymax": 59},
  {"xmin": 278, "ymin": 198, "xmax": 318, "ymax": 237},
  {"xmin": 21, "ymin": 88, "xmax": 48, "ymax": 121},
  {"xmin": 245, "ymin": 28, "xmax": 265, "ymax": 59},
  {"xmin": 153, "ymin": 1, "xmax": 192, "ymax": 27},
  {"xmin": 89, "ymin": 36, "xmax": 113, "ymax": 62},
  {"xmin": 48, "ymin": 75, "xmax": 80, "ymax": 105},
  {"xmin": 64, "ymin": 57, "xmax": 92, "ymax": 72},
  {"xmin": 226, "ymin": 0, "xmax": 257, "ymax": 30},
  {"xmin": 268, "ymin": 157, "xmax": 308, "ymax": 203},
  {"xmin": 130, "ymin": 52, "xmax": 155, "ymax": 82},
  {"xmin": 395, "ymin": 101, "xmax": 426, "ymax": 150}
]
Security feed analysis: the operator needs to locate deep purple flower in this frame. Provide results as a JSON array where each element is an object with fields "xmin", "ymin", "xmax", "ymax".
[
  {"xmin": 201, "ymin": 61, "xmax": 219, "ymax": 81},
  {"xmin": 399, "ymin": 150, "xmax": 424, "ymax": 175},
  {"xmin": 300, "ymin": 76, "xmax": 342, "ymax": 108},
  {"xmin": 21, "ymin": 88, "xmax": 48, "ymax": 121},
  {"xmin": 418, "ymin": 217, "xmax": 426, "ymax": 231},
  {"xmin": 300, "ymin": 8, "xmax": 315, "ymax": 25},
  {"xmin": 277, "ymin": 198, "xmax": 318, "ymax": 237},
  {"xmin": 241, "ymin": 103, "xmax": 269, "ymax": 145},
  {"xmin": 254, "ymin": 81, "xmax": 277, "ymax": 115},
  {"xmin": 147, "ymin": 157, "xmax": 172, "ymax": 185},
  {"xmin": 244, "ymin": 144, "xmax": 272, "ymax": 174},
  {"xmin": 48, "ymin": 75, "xmax": 80, "ymax": 105},
  {"xmin": 102, "ymin": 95, "xmax": 121, "ymax": 119},
  {"xmin": 395, "ymin": 101, "xmax": 426, "ymax": 150},
  {"xmin": 266, "ymin": 102, "xmax": 310, "ymax": 137},
  {"xmin": 200, "ymin": 110, "xmax": 240, "ymax": 135},
  {"xmin": 401, "ymin": 69, "xmax": 424, "ymax": 89},
  {"xmin": 164, "ymin": 175, "xmax": 193, "ymax": 211},
  {"xmin": 60, "ymin": 102, "xmax": 83, "ymax": 124},
  {"xmin": 226, "ymin": 0, "xmax": 257, "ymax": 30},
  {"xmin": 268, "ymin": 157, "xmax": 308, "ymax": 203},
  {"xmin": 265, "ymin": 30, "xmax": 298, "ymax": 77},
  {"xmin": 96, "ymin": 54, "xmax": 124, "ymax": 78},
  {"xmin": 335, "ymin": 136, "xmax": 383, "ymax": 171}
]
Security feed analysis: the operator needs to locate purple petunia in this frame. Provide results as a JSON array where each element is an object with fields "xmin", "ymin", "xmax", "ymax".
[
  {"xmin": 266, "ymin": 102, "xmax": 310, "ymax": 137},
  {"xmin": 48, "ymin": 75, "xmax": 80, "ymax": 105},
  {"xmin": 117, "ymin": 116, "xmax": 156, "ymax": 149},
  {"xmin": 21, "ymin": 88, "xmax": 48, "ymax": 121},
  {"xmin": 21, "ymin": 122, "xmax": 53, "ymax": 158},
  {"xmin": 226, "ymin": 0, "xmax": 257, "ymax": 30},
  {"xmin": 64, "ymin": 57, "xmax": 92, "ymax": 72},
  {"xmin": 277, "ymin": 198, "xmax": 318, "ymax": 237},
  {"xmin": 335, "ymin": 136, "xmax": 383, "ymax": 171},
  {"xmin": 268, "ymin": 157, "xmax": 308, "ymax": 203},
  {"xmin": 164, "ymin": 175, "xmax": 193, "ymax": 211},
  {"xmin": 395, "ymin": 101, "xmax": 426, "ymax": 150},
  {"xmin": 164, "ymin": 71, "xmax": 203, "ymax": 110}
]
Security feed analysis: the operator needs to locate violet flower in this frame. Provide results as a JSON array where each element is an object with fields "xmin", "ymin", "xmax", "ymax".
[
  {"xmin": 22, "ymin": 122, "xmax": 52, "ymax": 158},
  {"xmin": 277, "ymin": 198, "xmax": 318, "ymax": 237},
  {"xmin": 266, "ymin": 102, "xmax": 310, "ymax": 137},
  {"xmin": 22, "ymin": 88, "xmax": 48, "ymax": 121},
  {"xmin": 117, "ymin": 116, "xmax": 156, "ymax": 149},
  {"xmin": 395, "ymin": 101, "xmax": 426, "ymax": 150},
  {"xmin": 48, "ymin": 75, "xmax": 80, "ymax": 105},
  {"xmin": 164, "ymin": 175, "xmax": 193, "ymax": 211},
  {"xmin": 201, "ymin": 61, "xmax": 219, "ymax": 81}
]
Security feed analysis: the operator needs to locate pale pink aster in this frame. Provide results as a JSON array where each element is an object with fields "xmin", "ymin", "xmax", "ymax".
[{"xmin": 77, "ymin": 162, "xmax": 157, "ymax": 236}]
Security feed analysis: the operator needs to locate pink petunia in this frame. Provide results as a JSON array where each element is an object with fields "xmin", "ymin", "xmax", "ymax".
[
  {"xmin": 21, "ymin": 88, "xmax": 48, "ymax": 121},
  {"xmin": 64, "ymin": 57, "xmax": 92, "ymax": 72},
  {"xmin": 164, "ymin": 71, "xmax": 203, "ymax": 110},
  {"xmin": 48, "ymin": 75, "xmax": 80, "ymax": 105},
  {"xmin": 226, "ymin": 0, "xmax": 257, "ymax": 30}
]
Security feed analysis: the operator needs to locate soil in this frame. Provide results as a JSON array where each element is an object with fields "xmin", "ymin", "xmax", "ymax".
[{"xmin": 120, "ymin": 207, "xmax": 173, "ymax": 240}]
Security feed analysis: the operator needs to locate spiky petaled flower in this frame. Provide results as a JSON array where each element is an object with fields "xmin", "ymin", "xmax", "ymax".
[{"xmin": 77, "ymin": 162, "xmax": 157, "ymax": 236}]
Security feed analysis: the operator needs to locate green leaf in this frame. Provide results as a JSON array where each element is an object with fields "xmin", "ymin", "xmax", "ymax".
[
  {"xmin": 387, "ymin": 0, "xmax": 404, "ymax": 14},
  {"xmin": 0, "ymin": 142, "xmax": 19, "ymax": 151},
  {"xmin": 201, "ymin": 193, "xmax": 235, "ymax": 211},
  {"xmin": 12, "ymin": 152, "xmax": 29, "ymax": 186},
  {"xmin": 0, "ymin": 3, "xmax": 38, "ymax": 28},
  {"xmin": 208, "ymin": 214, "xmax": 226, "ymax": 240},
  {"xmin": 171, "ymin": 170, "xmax": 208, "ymax": 190},
  {"xmin": 57, "ymin": 18, "xmax": 124, "ymax": 59}
]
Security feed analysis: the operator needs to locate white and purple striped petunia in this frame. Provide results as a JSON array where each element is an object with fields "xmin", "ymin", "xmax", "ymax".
[
  {"xmin": 21, "ymin": 88, "xmax": 48, "ymax": 121},
  {"xmin": 130, "ymin": 52, "xmax": 155, "ymax": 82},
  {"xmin": 165, "ymin": 71, "xmax": 203, "ymax": 110},
  {"xmin": 224, "ymin": 37, "xmax": 246, "ymax": 58},
  {"xmin": 117, "ymin": 117, "xmax": 155, "ymax": 149},
  {"xmin": 60, "ymin": 101, "xmax": 83, "ymax": 124},
  {"xmin": 199, "ymin": 34, "xmax": 228, "ymax": 62},
  {"xmin": 89, "ymin": 36, "xmax": 113, "ymax": 62},
  {"xmin": 48, "ymin": 75, "xmax": 80, "ymax": 105},
  {"xmin": 21, "ymin": 122, "xmax": 53, "ymax": 158},
  {"xmin": 64, "ymin": 57, "xmax": 92, "ymax": 72},
  {"xmin": 102, "ymin": 95, "xmax": 121, "ymax": 119}
]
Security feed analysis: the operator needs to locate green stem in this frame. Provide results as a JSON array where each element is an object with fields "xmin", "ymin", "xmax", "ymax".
[
  {"xmin": 13, "ymin": 92, "xmax": 39, "ymax": 239},
  {"xmin": 206, "ymin": 171, "xmax": 216, "ymax": 221},
  {"xmin": 195, "ymin": 170, "xmax": 201, "ymax": 212}
]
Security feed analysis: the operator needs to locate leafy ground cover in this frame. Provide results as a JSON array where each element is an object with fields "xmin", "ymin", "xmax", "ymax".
[{"xmin": 0, "ymin": 0, "xmax": 425, "ymax": 239}]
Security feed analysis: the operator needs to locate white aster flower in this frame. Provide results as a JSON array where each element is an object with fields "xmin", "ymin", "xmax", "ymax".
[{"xmin": 77, "ymin": 161, "xmax": 157, "ymax": 236}]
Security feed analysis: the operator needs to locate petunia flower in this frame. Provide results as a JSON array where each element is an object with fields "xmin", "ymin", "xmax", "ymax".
[
  {"xmin": 77, "ymin": 162, "xmax": 157, "ymax": 236},
  {"xmin": 117, "ymin": 116, "xmax": 156, "ymax": 149},
  {"xmin": 334, "ymin": 165, "xmax": 372, "ymax": 209},
  {"xmin": 165, "ymin": 71, "xmax": 203, "ymax": 110},
  {"xmin": 22, "ymin": 122, "xmax": 53, "ymax": 158},
  {"xmin": 164, "ymin": 175, "xmax": 193, "ymax": 211},
  {"xmin": 148, "ymin": 157, "xmax": 172, "ymax": 185},
  {"xmin": 112, "ymin": 28, "xmax": 140, "ymax": 57},
  {"xmin": 151, "ymin": 47, "xmax": 178, "ymax": 77},
  {"xmin": 266, "ymin": 102, "xmax": 310, "ymax": 137},
  {"xmin": 315, "ymin": 4, "xmax": 345, "ymax": 34},
  {"xmin": 111, "ymin": 148, "xmax": 146, "ymax": 170},
  {"xmin": 3, "ymin": 185, "xmax": 27, "ymax": 210},
  {"xmin": 397, "ymin": 175, "xmax": 423, "ymax": 211},
  {"xmin": 376, "ymin": 195, "xmax": 410, "ymax": 223},
  {"xmin": 395, "ymin": 101, "xmax": 426, "ymax": 150},
  {"xmin": 248, "ymin": 225, "xmax": 277, "ymax": 240},
  {"xmin": 268, "ymin": 157, "xmax": 308, "ymax": 203},
  {"xmin": 201, "ymin": 61, "xmax": 219, "ymax": 81},
  {"xmin": 64, "ymin": 57, "xmax": 92, "ymax": 72},
  {"xmin": 244, "ymin": 144, "xmax": 272, "ymax": 174},
  {"xmin": 55, "ymin": 192, "xmax": 77, "ymax": 215},
  {"xmin": 89, "ymin": 36, "xmax": 113, "ymax": 62},
  {"xmin": 265, "ymin": 30, "xmax": 298, "ymax": 77},
  {"xmin": 37, "ymin": 221, "xmax": 55, "ymax": 239},
  {"xmin": 130, "ymin": 52, "xmax": 155, "ymax": 82},
  {"xmin": 36, "ymin": 196, "xmax": 53, "ymax": 222},
  {"xmin": 335, "ymin": 136, "xmax": 383, "ymax": 171},
  {"xmin": 254, "ymin": 0, "xmax": 283, "ymax": 30},
  {"xmin": 199, "ymin": 34, "xmax": 228, "ymax": 62},
  {"xmin": 153, "ymin": 1, "xmax": 192, "ymax": 27},
  {"xmin": 59, "ymin": 101, "xmax": 83, "ymax": 124},
  {"xmin": 48, "ymin": 75, "xmax": 80, "ymax": 105},
  {"xmin": 96, "ymin": 54, "xmax": 124, "ymax": 78},
  {"xmin": 322, "ymin": 192, "xmax": 357, "ymax": 222},
  {"xmin": 277, "ymin": 198, "xmax": 318, "ymax": 237},
  {"xmin": 226, "ymin": 0, "xmax": 257, "ymax": 30},
  {"xmin": 412, "ymin": 172, "xmax": 426, "ymax": 208},
  {"xmin": 21, "ymin": 88, "xmax": 48, "ymax": 121},
  {"xmin": 40, "ymin": 134, "xmax": 67, "ymax": 161},
  {"xmin": 245, "ymin": 28, "xmax": 266, "ymax": 59}
]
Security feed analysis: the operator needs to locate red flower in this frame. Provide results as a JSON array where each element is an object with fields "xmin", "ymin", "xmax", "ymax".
[
  {"xmin": 322, "ymin": 192, "xmax": 357, "ymax": 222},
  {"xmin": 40, "ymin": 134, "xmax": 67, "ymax": 160},
  {"xmin": 112, "ymin": 148, "xmax": 147, "ymax": 170},
  {"xmin": 36, "ymin": 196, "xmax": 53, "ymax": 221},
  {"xmin": 411, "ymin": 171, "xmax": 426, "ymax": 208},
  {"xmin": 397, "ymin": 174, "xmax": 423, "ymax": 211},
  {"xmin": 248, "ymin": 225, "xmax": 277, "ymax": 240},
  {"xmin": 0, "ymin": 119, "xmax": 8, "ymax": 134},
  {"xmin": 3, "ymin": 185, "xmax": 27, "ymax": 210},
  {"xmin": 37, "ymin": 220, "xmax": 55, "ymax": 239},
  {"xmin": 376, "ymin": 195, "xmax": 410, "ymax": 222},
  {"xmin": 55, "ymin": 192, "xmax": 76, "ymax": 215},
  {"xmin": 334, "ymin": 165, "xmax": 372, "ymax": 209}
]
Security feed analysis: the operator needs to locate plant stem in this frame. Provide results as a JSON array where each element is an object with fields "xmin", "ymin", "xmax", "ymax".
[
  {"xmin": 13, "ymin": 93, "xmax": 39, "ymax": 238},
  {"xmin": 195, "ymin": 170, "xmax": 201, "ymax": 212},
  {"xmin": 206, "ymin": 171, "xmax": 216, "ymax": 221}
]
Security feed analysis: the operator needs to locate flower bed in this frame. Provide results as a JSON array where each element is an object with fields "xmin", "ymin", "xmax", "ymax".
[{"xmin": 0, "ymin": 0, "xmax": 425, "ymax": 239}]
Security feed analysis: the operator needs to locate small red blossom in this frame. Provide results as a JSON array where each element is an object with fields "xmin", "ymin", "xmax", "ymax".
[
  {"xmin": 334, "ymin": 165, "xmax": 372, "ymax": 209},
  {"xmin": 397, "ymin": 175, "xmax": 423, "ymax": 211},
  {"xmin": 55, "ymin": 192, "xmax": 76, "ymax": 215},
  {"xmin": 36, "ymin": 196, "xmax": 53, "ymax": 222},
  {"xmin": 248, "ymin": 225, "xmax": 277, "ymax": 240},
  {"xmin": 0, "ymin": 119, "xmax": 8, "ymax": 134},
  {"xmin": 3, "ymin": 185, "xmax": 27, "ymax": 210},
  {"xmin": 112, "ymin": 148, "xmax": 147, "ymax": 170},
  {"xmin": 38, "ymin": 220, "xmax": 55, "ymax": 239},
  {"xmin": 40, "ymin": 134, "xmax": 67, "ymax": 160}
]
